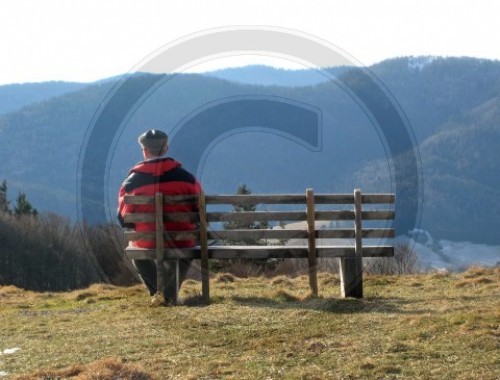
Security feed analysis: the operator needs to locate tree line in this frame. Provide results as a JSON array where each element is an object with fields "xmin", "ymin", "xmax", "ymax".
[
  {"xmin": 0, "ymin": 180, "xmax": 38, "ymax": 216},
  {"xmin": 0, "ymin": 179, "xmax": 137, "ymax": 291},
  {"xmin": 0, "ymin": 180, "xmax": 419, "ymax": 292}
]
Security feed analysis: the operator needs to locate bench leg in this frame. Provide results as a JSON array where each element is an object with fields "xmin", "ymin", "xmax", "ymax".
[
  {"xmin": 339, "ymin": 257, "xmax": 363, "ymax": 298},
  {"xmin": 162, "ymin": 260, "xmax": 180, "ymax": 304}
]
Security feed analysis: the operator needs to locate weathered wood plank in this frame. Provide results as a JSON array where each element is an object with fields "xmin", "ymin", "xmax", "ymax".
[
  {"xmin": 208, "ymin": 228, "xmax": 394, "ymax": 240},
  {"xmin": 204, "ymin": 193, "xmax": 395, "ymax": 205},
  {"xmin": 124, "ymin": 213, "xmax": 155, "ymax": 223},
  {"xmin": 205, "ymin": 194, "xmax": 306, "ymax": 204},
  {"xmin": 207, "ymin": 211, "xmax": 306, "ymax": 222},
  {"xmin": 124, "ymin": 195, "xmax": 154, "ymax": 204},
  {"xmin": 315, "ymin": 210, "xmax": 355, "ymax": 220},
  {"xmin": 314, "ymin": 194, "xmax": 353, "ymax": 204},
  {"xmin": 124, "ymin": 194, "xmax": 199, "ymax": 205},
  {"xmin": 340, "ymin": 188, "xmax": 363, "ymax": 298},
  {"xmin": 124, "ymin": 228, "xmax": 394, "ymax": 241},
  {"xmin": 163, "ymin": 260, "xmax": 180, "ymax": 305},
  {"xmin": 315, "ymin": 193, "xmax": 394, "ymax": 204},
  {"xmin": 125, "ymin": 245, "xmax": 394, "ymax": 260},
  {"xmin": 165, "ymin": 231, "xmax": 198, "ymax": 240},
  {"xmin": 168, "ymin": 213, "xmax": 200, "ymax": 222},
  {"xmin": 206, "ymin": 210, "xmax": 392, "ymax": 222},
  {"xmin": 123, "ymin": 189, "xmax": 396, "ymax": 301},
  {"xmin": 361, "ymin": 194, "xmax": 395, "ymax": 204},
  {"xmin": 163, "ymin": 194, "xmax": 199, "ymax": 203},
  {"xmin": 320, "ymin": 246, "xmax": 394, "ymax": 257},
  {"xmin": 306, "ymin": 189, "xmax": 318, "ymax": 297},
  {"xmin": 207, "ymin": 229, "xmax": 308, "ymax": 240},
  {"xmin": 361, "ymin": 210, "xmax": 395, "ymax": 220},
  {"xmin": 361, "ymin": 228, "xmax": 395, "ymax": 238},
  {"xmin": 317, "ymin": 228, "xmax": 395, "ymax": 239},
  {"xmin": 125, "ymin": 193, "xmax": 395, "ymax": 206},
  {"xmin": 124, "ymin": 230, "xmax": 198, "ymax": 241},
  {"xmin": 198, "ymin": 192, "xmax": 210, "ymax": 304},
  {"xmin": 123, "ymin": 231, "xmax": 155, "ymax": 241},
  {"xmin": 206, "ymin": 210, "xmax": 360, "ymax": 223},
  {"xmin": 155, "ymin": 193, "xmax": 166, "ymax": 301},
  {"xmin": 355, "ymin": 189, "xmax": 363, "ymax": 259},
  {"xmin": 124, "ymin": 210, "xmax": 392, "ymax": 223},
  {"xmin": 124, "ymin": 212, "xmax": 199, "ymax": 223}
]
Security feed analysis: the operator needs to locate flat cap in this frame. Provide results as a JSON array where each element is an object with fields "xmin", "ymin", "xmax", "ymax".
[{"xmin": 138, "ymin": 129, "xmax": 168, "ymax": 152}]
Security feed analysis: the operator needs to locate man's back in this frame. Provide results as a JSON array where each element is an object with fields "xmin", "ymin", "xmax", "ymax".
[{"xmin": 118, "ymin": 157, "xmax": 201, "ymax": 248}]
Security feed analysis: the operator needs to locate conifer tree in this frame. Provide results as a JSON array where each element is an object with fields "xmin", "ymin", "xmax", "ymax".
[
  {"xmin": 223, "ymin": 184, "xmax": 268, "ymax": 244},
  {"xmin": 221, "ymin": 184, "xmax": 278, "ymax": 273},
  {"xmin": 14, "ymin": 192, "xmax": 38, "ymax": 217},
  {"xmin": 0, "ymin": 179, "xmax": 9, "ymax": 213}
]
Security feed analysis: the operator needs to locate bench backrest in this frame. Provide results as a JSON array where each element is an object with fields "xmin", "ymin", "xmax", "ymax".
[{"xmin": 123, "ymin": 189, "xmax": 395, "ymax": 301}]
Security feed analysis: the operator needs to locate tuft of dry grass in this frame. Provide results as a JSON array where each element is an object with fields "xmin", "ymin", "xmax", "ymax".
[
  {"xmin": 463, "ymin": 265, "xmax": 490, "ymax": 278},
  {"xmin": 270, "ymin": 275, "xmax": 294, "ymax": 287},
  {"xmin": 12, "ymin": 358, "xmax": 155, "ymax": 380},
  {"xmin": 215, "ymin": 273, "xmax": 238, "ymax": 283},
  {"xmin": 272, "ymin": 289, "xmax": 301, "ymax": 302},
  {"xmin": 1, "ymin": 268, "xmax": 499, "ymax": 380}
]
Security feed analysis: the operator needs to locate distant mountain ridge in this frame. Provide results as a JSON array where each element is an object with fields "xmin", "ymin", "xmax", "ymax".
[
  {"xmin": 202, "ymin": 64, "xmax": 351, "ymax": 87},
  {"xmin": 0, "ymin": 81, "xmax": 88, "ymax": 115},
  {"xmin": 1, "ymin": 57, "xmax": 499, "ymax": 246}
]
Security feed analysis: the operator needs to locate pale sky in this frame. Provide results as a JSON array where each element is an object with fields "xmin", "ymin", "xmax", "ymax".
[{"xmin": 0, "ymin": 0, "xmax": 499, "ymax": 86}]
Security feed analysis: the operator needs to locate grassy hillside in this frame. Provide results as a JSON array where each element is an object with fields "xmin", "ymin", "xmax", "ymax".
[{"xmin": 1, "ymin": 267, "xmax": 498, "ymax": 379}]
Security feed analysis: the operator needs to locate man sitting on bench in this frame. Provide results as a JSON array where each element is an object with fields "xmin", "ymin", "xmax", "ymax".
[{"xmin": 117, "ymin": 129, "xmax": 202, "ymax": 299}]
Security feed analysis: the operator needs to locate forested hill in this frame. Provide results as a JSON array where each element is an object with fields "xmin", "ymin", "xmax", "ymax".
[
  {"xmin": 0, "ymin": 56, "xmax": 499, "ymax": 244},
  {"xmin": 202, "ymin": 64, "xmax": 350, "ymax": 86},
  {"xmin": 0, "ymin": 81, "xmax": 87, "ymax": 115}
]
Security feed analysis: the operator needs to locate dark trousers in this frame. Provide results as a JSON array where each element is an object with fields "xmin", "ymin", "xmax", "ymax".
[{"xmin": 132, "ymin": 259, "xmax": 192, "ymax": 298}]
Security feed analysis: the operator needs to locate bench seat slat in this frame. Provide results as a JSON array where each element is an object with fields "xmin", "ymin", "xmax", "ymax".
[
  {"xmin": 124, "ymin": 228, "xmax": 395, "ymax": 241},
  {"xmin": 125, "ymin": 245, "xmax": 394, "ymax": 260}
]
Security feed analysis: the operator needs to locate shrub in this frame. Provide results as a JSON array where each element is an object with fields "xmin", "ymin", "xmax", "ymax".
[
  {"xmin": 365, "ymin": 242, "xmax": 420, "ymax": 275},
  {"xmin": 0, "ymin": 211, "xmax": 138, "ymax": 291}
]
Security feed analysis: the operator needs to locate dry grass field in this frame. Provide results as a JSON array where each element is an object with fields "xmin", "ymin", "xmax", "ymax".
[{"xmin": 0, "ymin": 267, "xmax": 499, "ymax": 379}]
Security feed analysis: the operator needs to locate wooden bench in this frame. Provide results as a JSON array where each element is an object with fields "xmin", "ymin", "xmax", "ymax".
[{"xmin": 123, "ymin": 189, "xmax": 395, "ymax": 304}]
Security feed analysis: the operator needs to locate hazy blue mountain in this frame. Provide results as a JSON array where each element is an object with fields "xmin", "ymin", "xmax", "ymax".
[
  {"xmin": 203, "ymin": 65, "xmax": 350, "ymax": 87},
  {"xmin": 0, "ymin": 81, "xmax": 88, "ymax": 115},
  {"xmin": 1, "ymin": 57, "xmax": 499, "ymax": 245},
  {"xmin": 348, "ymin": 95, "xmax": 500, "ymax": 244}
]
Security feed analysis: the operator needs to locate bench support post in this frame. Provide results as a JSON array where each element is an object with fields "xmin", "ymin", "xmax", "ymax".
[
  {"xmin": 154, "ymin": 193, "xmax": 166, "ymax": 302},
  {"xmin": 306, "ymin": 188, "xmax": 318, "ymax": 297},
  {"xmin": 155, "ymin": 193, "xmax": 180, "ymax": 304},
  {"xmin": 163, "ymin": 259, "xmax": 179, "ymax": 304},
  {"xmin": 198, "ymin": 192, "xmax": 210, "ymax": 304},
  {"xmin": 339, "ymin": 189, "xmax": 364, "ymax": 298}
]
